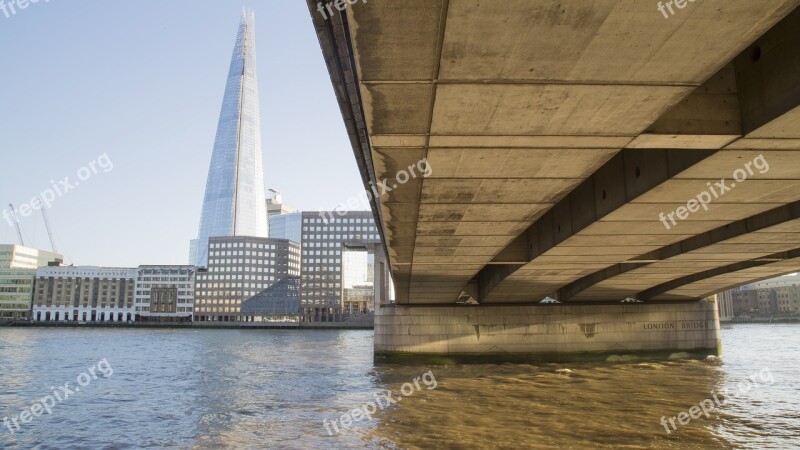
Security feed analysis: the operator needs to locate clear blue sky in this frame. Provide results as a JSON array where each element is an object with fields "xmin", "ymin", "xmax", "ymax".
[{"xmin": 0, "ymin": 0, "xmax": 365, "ymax": 266}]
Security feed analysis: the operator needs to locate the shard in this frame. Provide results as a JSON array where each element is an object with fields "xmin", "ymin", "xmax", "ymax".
[{"xmin": 191, "ymin": 10, "xmax": 268, "ymax": 267}]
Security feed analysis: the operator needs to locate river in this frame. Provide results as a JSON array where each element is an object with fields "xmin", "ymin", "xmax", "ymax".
[{"xmin": 0, "ymin": 324, "xmax": 798, "ymax": 449}]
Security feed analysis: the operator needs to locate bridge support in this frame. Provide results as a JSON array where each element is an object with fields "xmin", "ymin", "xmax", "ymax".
[{"xmin": 375, "ymin": 301, "xmax": 721, "ymax": 363}]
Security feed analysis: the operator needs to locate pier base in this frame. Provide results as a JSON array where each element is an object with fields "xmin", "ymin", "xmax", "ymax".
[{"xmin": 375, "ymin": 300, "xmax": 721, "ymax": 363}]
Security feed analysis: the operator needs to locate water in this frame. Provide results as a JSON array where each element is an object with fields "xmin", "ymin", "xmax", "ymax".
[{"xmin": 0, "ymin": 324, "xmax": 798, "ymax": 449}]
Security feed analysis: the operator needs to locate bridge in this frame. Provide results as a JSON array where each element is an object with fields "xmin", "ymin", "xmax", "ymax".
[{"xmin": 308, "ymin": 0, "xmax": 800, "ymax": 361}]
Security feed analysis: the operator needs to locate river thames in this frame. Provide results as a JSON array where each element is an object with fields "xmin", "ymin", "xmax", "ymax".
[{"xmin": 0, "ymin": 324, "xmax": 798, "ymax": 449}]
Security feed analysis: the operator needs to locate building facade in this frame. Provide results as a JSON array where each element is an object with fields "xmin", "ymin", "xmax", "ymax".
[
  {"xmin": 0, "ymin": 269, "xmax": 36, "ymax": 320},
  {"xmin": 240, "ymin": 276, "xmax": 301, "ymax": 323},
  {"xmin": 191, "ymin": 10, "xmax": 268, "ymax": 268},
  {"xmin": 269, "ymin": 211, "xmax": 302, "ymax": 243},
  {"xmin": 0, "ymin": 244, "xmax": 62, "ymax": 269},
  {"xmin": 135, "ymin": 265, "xmax": 196, "ymax": 322},
  {"xmin": 718, "ymin": 273, "xmax": 800, "ymax": 317},
  {"xmin": 0, "ymin": 245, "xmax": 63, "ymax": 320},
  {"xmin": 300, "ymin": 211, "xmax": 381, "ymax": 321},
  {"xmin": 194, "ymin": 236, "xmax": 300, "ymax": 322},
  {"xmin": 32, "ymin": 267, "xmax": 137, "ymax": 322}
]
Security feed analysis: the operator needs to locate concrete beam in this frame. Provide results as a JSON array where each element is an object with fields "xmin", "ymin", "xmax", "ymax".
[
  {"xmin": 479, "ymin": 148, "xmax": 715, "ymax": 302},
  {"xmin": 638, "ymin": 248, "xmax": 800, "ymax": 301},
  {"xmin": 734, "ymin": 6, "xmax": 800, "ymax": 134},
  {"xmin": 559, "ymin": 201, "xmax": 800, "ymax": 300}
]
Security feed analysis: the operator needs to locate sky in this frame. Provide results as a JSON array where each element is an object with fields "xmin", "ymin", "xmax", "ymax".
[{"xmin": 0, "ymin": 0, "xmax": 365, "ymax": 267}]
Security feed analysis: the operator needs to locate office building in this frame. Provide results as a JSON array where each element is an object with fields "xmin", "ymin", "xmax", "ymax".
[
  {"xmin": 0, "ymin": 269, "xmax": 36, "ymax": 320},
  {"xmin": 0, "ymin": 245, "xmax": 62, "ymax": 320},
  {"xmin": 32, "ymin": 266, "xmax": 137, "ymax": 322},
  {"xmin": 194, "ymin": 236, "xmax": 300, "ymax": 322},
  {"xmin": 718, "ymin": 273, "xmax": 800, "ymax": 316},
  {"xmin": 756, "ymin": 282, "xmax": 800, "ymax": 314},
  {"xmin": 135, "ymin": 265, "xmax": 197, "ymax": 322},
  {"xmin": 191, "ymin": 10, "xmax": 268, "ymax": 267},
  {"xmin": 300, "ymin": 210, "xmax": 382, "ymax": 321},
  {"xmin": 0, "ymin": 244, "xmax": 62, "ymax": 269}
]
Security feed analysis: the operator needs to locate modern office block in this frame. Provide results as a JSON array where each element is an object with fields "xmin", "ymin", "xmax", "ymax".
[
  {"xmin": 193, "ymin": 236, "xmax": 300, "ymax": 322},
  {"xmin": 0, "ymin": 244, "xmax": 62, "ymax": 320},
  {"xmin": 299, "ymin": 211, "xmax": 381, "ymax": 321},
  {"xmin": 0, "ymin": 244, "xmax": 62, "ymax": 270}
]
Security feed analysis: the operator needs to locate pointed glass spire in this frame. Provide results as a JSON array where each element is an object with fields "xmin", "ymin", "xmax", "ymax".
[{"xmin": 192, "ymin": 10, "xmax": 268, "ymax": 267}]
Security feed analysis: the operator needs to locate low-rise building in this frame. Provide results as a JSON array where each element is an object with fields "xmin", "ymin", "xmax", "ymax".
[
  {"xmin": 719, "ymin": 273, "xmax": 800, "ymax": 316},
  {"xmin": 135, "ymin": 265, "xmax": 196, "ymax": 322},
  {"xmin": 32, "ymin": 266, "xmax": 137, "ymax": 322}
]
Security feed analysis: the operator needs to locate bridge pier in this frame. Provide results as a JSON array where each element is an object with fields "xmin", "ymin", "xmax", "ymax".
[{"xmin": 375, "ymin": 300, "xmax": 721, "ymax": 363}]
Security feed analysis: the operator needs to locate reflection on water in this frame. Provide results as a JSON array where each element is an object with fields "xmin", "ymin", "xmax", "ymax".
[{"xmin": 0, "ymin": 324, "xmax": 798, "ymax": 449}]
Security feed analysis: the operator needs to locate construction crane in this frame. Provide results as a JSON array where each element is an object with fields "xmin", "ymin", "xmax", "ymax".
[
  {"xmin": 39, "ymin": 196, "xmax": 58, "ymax": 253},
  {"xmin": 7, "ymin": 204, "xmax": 24, "ymax": 246}
]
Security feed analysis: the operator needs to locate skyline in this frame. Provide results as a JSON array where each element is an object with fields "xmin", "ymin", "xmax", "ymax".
[{"xmin": 0, "ymin": 1, "xmax": 366, "ymax": 267}]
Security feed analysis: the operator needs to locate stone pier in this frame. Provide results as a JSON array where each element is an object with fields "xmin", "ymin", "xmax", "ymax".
[{"xmin": 375, "ymin": 300, "xmax": 721, "ymax": 363}]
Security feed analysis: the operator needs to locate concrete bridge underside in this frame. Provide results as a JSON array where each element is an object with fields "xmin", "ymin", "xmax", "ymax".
[{"xmin": 308, "ymin": 0, "xmax": 800, "ymax": 361}]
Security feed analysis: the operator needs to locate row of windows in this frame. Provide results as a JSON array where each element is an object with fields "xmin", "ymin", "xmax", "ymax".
[
  {"xmin": 210, "ymin": 242, "xmax": 287, "ymax": 249},
  {"xmin": 210, "ymin": 250, "xmax": 294, "ymax": 257},
  {"xmin": 303, "ymin": 266, "xmax": 340, "ymax": 272},
  {"xmin": 303, "ymin": 234, "xmax": 378, "ymax": 241},
  {"xmin": 303, "ymin": 217, "xmax": 374, "ymax": 224},
  {"xmin": 0, "ymin": 304, "xmax": 30, "ymax": 309},
  {"xmin": 210, "ymin": 258, "xmax": 282, "ymax": 265},
  {"xmin": 138, "ymin": 273, "xmax": 193, "ymax": 279},
  {"xmin": 35, "ymin": 303, "xmax": 135, "ymax": 307},
  {"xmin": 196, "ymin": 299, "xmax": 242, "ymax": 305},
  {"xmin": 302, "ymin": 292, "xmax": 340, "ymax": 299},
  {"xmin": 135, "ymin": 290, "xmax": 193, "ymax": 296},
  {"xmin": 0, "ymin": 279, "xmax": 32, "ymax": 285},
  {"xmin": 304, "ymin": 250, "xmax": 341, "ymax": 256},
  {"xmin": 197, "ymin": 280, "xmax": 276, "ymax": 288},
  {"xmin": 206, "ymin": 266, "xmax": 287, "ymax": 273},
  {"xmin": 303, "ymin": 258, "xmax": 342, "ymax": 265},
  {"xmin": 302, "ymin": 283, "xmax": 342, "ymax": 288},
  {"xmin": 136, "ymin": 284, "xmax": 192, "ymax": 289},
  {"xmin": 305, "ymin": 243, "xmax": 342, "ymax": 249},
  {"xmin": 196, "ymin": 307, "xmax": 239, "ymax": 313},
  {"xmin": 304, "ymin": 226, "xmax": 376, "ymax": 232},
  {"xmin": 135, "ymin": 306, "xmax": 193, "ymax": 312}
]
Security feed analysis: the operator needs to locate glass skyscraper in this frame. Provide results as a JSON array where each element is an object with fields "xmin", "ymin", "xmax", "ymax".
[{"xmin": 191, "ymin": 9, "xmax": 268, "ymax": 267}]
